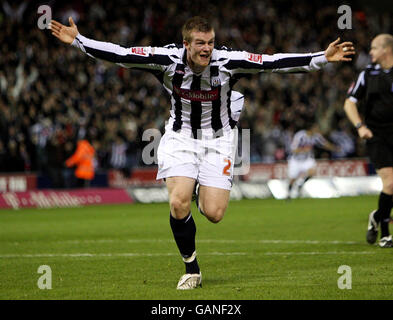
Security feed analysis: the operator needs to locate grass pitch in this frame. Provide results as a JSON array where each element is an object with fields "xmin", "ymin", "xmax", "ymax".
[{"xmin": 0, "ymin": 196, "xmax": 392, "ymax": 300}]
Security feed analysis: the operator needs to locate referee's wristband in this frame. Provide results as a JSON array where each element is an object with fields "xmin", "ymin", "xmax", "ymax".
[{"xmin": 355, "ymin": 122, "xmax": 365, "ymax": 130}]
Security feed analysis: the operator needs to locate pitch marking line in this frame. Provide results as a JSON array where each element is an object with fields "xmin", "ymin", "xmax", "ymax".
[
  {"xmin": 6, "ymin": 239, "xmax": 363, "ymax": 245},
  {"xmin": 0, "ymin": 251, "xmax": 378, "ymax": 259}
]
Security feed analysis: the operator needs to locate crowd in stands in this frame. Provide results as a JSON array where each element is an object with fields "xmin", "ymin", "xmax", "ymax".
[{"xmin": 0, "ymin": 0, "xmax": 392, "ymax": 184}]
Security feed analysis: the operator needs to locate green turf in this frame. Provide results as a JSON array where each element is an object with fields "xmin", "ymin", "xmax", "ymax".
[{"xmin": 0, "ymin": 196, "xmax": 392, "ymax": 300}]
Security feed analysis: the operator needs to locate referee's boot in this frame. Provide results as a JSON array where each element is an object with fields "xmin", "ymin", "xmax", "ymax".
[
  {"xmin": 366, "ymin": 210, "xmax": 379, "ymax": 244},
  {"xmin": 379, "ymin": 235, "xmax": 393, "ymax": 248}
]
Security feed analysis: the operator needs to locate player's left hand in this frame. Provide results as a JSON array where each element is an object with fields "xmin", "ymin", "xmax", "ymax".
[
  {"xmin": 49, "ymin": 17, "xmax": 78, "ymax": 45},
  {"xmin": 325, "ymin": 38, "xmax": 355, "ymax": 62}
]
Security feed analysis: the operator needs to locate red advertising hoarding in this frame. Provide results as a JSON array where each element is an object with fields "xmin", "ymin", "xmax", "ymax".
[
  {"xmin": 0, "ymin": 174, "xmax": 37, "ymax": 192},
  {"xmin": 108, "ymin": 159, "xmax": 370, "ymax": 187},
  {"xmin": 0, "ymin": 188, "xmax": 133, "ymax": 209},
  {"xmin": 243, "ymin": 159, "xmax": 369, "ymax": 182}
]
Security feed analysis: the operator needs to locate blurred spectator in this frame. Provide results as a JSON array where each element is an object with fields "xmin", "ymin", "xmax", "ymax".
[
  {"xmin": 46, "ymin": 133, "xmax": 65, "ymax": 188},
  {"xmin": 63, "ymin": 140, "xmax": 76, "ymax": 188},
  {"xmin": 0, "ymin": 140, "xmax": 7, "ymax": 170},
  {"xmin": 329, "ymin": 119, "xmax": 356, "ymax": 159},
  {"xmin": 4, "ymin": 140, "xmax": 24, "ymax": 172},
  {"xmin": 2, "ymin": 1, "xmax": 28, "ymax": 23},
  {"xmin": 124, "ymin": 125, "xmax": 140, "ymax": 177},
  {"xmin": 109, "ymin": 134, "xmax": 129, "ymax": 177}
]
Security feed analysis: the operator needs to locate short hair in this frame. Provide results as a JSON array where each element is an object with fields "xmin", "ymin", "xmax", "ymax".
[
  {"xmin": 381, "ymin": 34, "xmax": 393, "ymax": 52},
  {"xmin": 182, "ymin": 16, "xmax": 213, "ymax": 43}
]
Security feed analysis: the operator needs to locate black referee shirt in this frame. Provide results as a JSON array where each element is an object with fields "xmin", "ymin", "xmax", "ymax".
[{"xmin": 347, "ymin": 64, "xmax": 393, "ymax": 133}]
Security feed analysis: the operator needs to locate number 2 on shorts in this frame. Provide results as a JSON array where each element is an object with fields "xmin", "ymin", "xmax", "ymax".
[{"xmin": 223, "ymin": 159, "xmax": 231, "ymax": 176}]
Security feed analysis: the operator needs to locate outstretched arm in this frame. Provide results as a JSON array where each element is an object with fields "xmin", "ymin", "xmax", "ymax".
[
  {"xmin": 322, "ymin": 140, "xmax": 339, "ymax": 153},
  {"xmin": 223, "ymin": 38, "xmax": 356, "ymax": 75},
  {"xmin": 49, "ymin": 17, "xmax": 172, "ymax": 71}
]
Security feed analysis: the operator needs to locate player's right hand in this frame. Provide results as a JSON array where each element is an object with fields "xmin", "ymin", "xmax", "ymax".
[
  {"xmin": 358, "ymin": 126, "xmax": 373, "ymax": 139},
  {"xmin": 49, "ymin": 17, "xmax": 78, "ymax": 44}
]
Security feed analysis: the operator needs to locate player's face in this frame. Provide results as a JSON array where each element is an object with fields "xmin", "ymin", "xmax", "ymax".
[
  {"xmin": 184, "ymin": 30, "xmax": 215, "ymax": 72},
  {"xmin": 369, "ymin": 37, "xmax": 385, "ymax": 64}
]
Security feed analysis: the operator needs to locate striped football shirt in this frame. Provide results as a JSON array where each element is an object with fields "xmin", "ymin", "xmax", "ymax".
[
  {"xmin": 72, "ymin": 34, "xmax": 328, "ymax": 137},
  {"xmin": 289, "ymin": 130, "xmax": 327, "ymax": 160}
]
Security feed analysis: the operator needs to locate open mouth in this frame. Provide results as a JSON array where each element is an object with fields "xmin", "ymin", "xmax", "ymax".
[{"xmin": 200, "ymin": 53, "xmax": 210, "ymax": 60}]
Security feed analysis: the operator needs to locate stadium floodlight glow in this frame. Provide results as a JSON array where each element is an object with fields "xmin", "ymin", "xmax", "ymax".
[
  {"xmin": 332, "ymin": 176, "xmax": 382, "ymax": 196},
  {"xmin": 267, "ymin": 179, "xmax": 288, "ymax": 200},
  {"xmin": 302, "ymin": 178, "xmax": 339, "ymax": 198}
]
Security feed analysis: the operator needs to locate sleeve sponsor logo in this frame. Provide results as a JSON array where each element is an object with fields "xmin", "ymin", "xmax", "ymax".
[
  {"xmin": 247, "ymin": 53, "xmax": 263, "ymax": 64},
  {"xmin": 131, "ymin": 47, "xmax": 148, "ymax": 56}
]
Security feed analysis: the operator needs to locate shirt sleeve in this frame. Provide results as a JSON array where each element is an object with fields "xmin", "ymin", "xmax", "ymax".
[
  {"xmin": 222, "ymin": 50, "xmax": 328, "ymax": 75},
  {"xmin": 346, "ymin": 70, "xmax": 366, "ymax": 103},
  {"xmin": 290, "ymin": 132, "xmax": 302, "ymax": 151},
  {"xmin": 71, "ymin": 33, "xmax": 173, "ymax": 71},
  {"xmin": 313, "ymin": 133, "xmax": 328, "ymax": 148}
]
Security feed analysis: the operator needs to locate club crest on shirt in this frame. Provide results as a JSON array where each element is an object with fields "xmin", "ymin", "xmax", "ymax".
[{"xmin": 211, "ymin": 76, "xmax": 221, "ymax": 87}]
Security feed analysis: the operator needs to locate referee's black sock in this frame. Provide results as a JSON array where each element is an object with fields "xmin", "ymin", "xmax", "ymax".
[
  {"xmin": 170, "ymin": 212, "xmax": 200, "ymax": 274},
  {"xmin": 376, "ymin": 192, "xmax": 393, "ymax": 238}
]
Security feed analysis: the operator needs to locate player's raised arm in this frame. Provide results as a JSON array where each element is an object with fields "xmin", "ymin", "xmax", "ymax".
[
  {"xmin": 223, "ymin": 38, "xmax": 355, "ymax": 75},
  {"xmin": 49, "ymin": 17, "xmax": 172, "ymax": 71}
]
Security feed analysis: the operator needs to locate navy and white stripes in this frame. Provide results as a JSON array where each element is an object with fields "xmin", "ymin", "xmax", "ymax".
[{"xmin": 72, "ymin": 34, "xmax": 328, "ymax": 136}]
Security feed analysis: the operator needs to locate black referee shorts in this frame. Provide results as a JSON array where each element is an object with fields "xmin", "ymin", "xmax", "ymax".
[{"xmin": 366, "ymin": 132, "xmax": 393, "ymax": 170}]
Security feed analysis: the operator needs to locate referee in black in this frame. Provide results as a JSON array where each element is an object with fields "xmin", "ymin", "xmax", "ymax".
[{"xmin": 344, "ymin": 34, "xmax": 393, "ymax": 248}]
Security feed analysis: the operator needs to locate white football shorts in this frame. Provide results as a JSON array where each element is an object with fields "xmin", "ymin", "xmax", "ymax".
[
  {"xmin": 287, "ymin": 157, "xmax": 316, "ymax": 179},
  {"xmin": 156, "ymin": 127, "xmax": 238, "ymax": 190}
]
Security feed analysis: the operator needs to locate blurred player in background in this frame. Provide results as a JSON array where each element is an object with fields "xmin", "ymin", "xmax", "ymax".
[
  {"xmin": 49, "ymin": 15, "xmax": 355, "ymax": 289},
  {"xmin": 287, "ymin": 122, "xmax": 338, "ymax": 199},
  {"xmin": 344, "ymin": 34, "xmax": 393, "ymax": 248}
]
